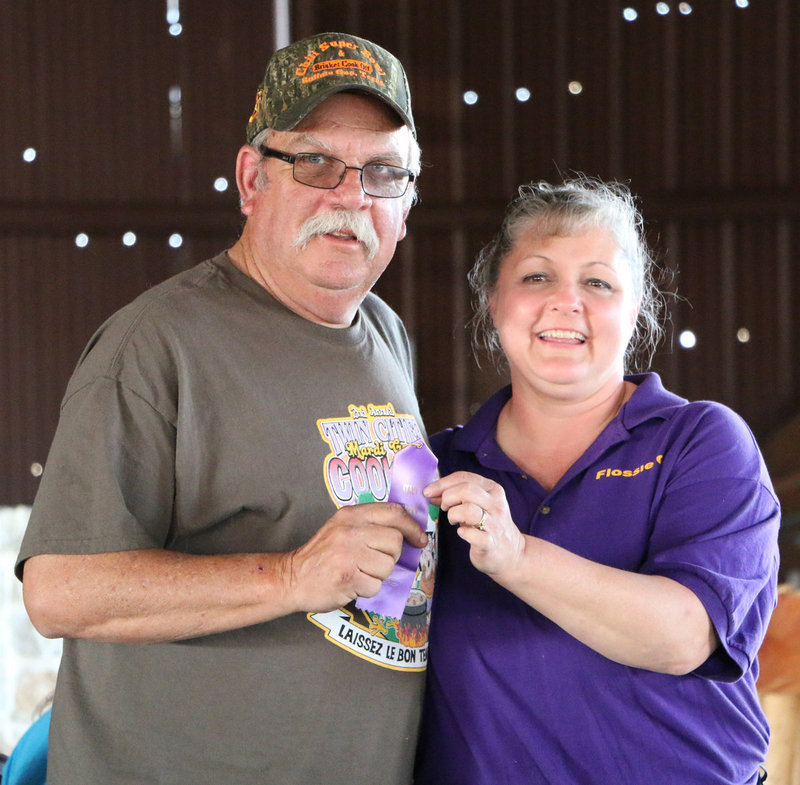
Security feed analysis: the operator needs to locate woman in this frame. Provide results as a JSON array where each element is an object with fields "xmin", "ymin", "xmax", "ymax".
[{"xmin": 415, "ymin": 178, "xmax": 778, "ymax": 785}]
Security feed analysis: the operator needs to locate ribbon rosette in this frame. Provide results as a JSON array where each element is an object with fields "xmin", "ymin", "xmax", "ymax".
[{"xmin": 355, "ymin": 440, "xmax": 438, "ymax": 619}]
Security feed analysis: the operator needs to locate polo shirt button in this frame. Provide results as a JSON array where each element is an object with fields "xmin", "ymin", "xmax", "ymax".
[{"xmin": 540, "ymin": 505, "xmax": 551, "ymax": 514}]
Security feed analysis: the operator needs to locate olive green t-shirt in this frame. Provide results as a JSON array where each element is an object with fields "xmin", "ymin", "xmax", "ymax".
[{"xmin": 18, "ymin": 253, "xmax": 435, "ymax": 785}]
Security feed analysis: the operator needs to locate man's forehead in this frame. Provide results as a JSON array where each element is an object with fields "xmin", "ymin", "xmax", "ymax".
[{"xmin": 294, "ymin": 92, "xmax": 406, "ymax": 133}]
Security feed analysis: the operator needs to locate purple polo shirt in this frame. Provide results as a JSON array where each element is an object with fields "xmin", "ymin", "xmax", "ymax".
[{"xmin": 415, "ymin": 374, "xmax": 779, "ymax": 785}]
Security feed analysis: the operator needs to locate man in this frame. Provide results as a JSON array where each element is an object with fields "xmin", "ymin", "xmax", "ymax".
[{"xmin": 17, "ymin": 32, "xmax": 435, "ymax": 785}]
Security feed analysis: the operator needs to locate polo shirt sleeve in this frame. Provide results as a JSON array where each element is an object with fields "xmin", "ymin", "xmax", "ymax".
[{"xmin": 642, "ymin": 402, "xmax": 780, "ymax": 682}]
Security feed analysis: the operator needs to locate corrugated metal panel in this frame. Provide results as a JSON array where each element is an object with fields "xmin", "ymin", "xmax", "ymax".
[
  {"xmin": 0, "ymin": 2, "xmax": 272, "ymax": 503},
  {"xmin": 2, "ymin": 0, "xmax": 800, "ymax": 508}
]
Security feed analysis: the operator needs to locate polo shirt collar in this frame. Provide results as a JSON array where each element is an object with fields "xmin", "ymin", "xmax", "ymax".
[{"xmin": 450, "ymin": 372, "xmax": 687, "ymax": 473}]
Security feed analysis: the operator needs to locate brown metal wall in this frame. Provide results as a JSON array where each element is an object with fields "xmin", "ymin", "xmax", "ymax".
[{"xmin": 2, "ymin": 1, "xmax": 800, "ymax": 513}]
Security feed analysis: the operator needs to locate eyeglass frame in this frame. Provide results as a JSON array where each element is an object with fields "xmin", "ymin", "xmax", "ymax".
[{"xmin": 258, "ymin": 145, "xmax": 416, "ymax": 199}]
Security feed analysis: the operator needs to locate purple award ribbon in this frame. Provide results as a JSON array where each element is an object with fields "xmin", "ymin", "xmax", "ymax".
[{"xmin": 356, "ymin": 440, "xmax": 438, "ymax": 619}]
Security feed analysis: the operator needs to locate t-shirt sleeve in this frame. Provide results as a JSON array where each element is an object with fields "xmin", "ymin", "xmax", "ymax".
[
  {"xmin": 16, "ymin": 374, "xmax": 176, "ymax": 578},
  {"xmin": 362, "ymin": 294, "xmax": 417, "ymax": 390},
  {"xmin": 642, "ymin": 403, "xmax": 780, "ymax": 682}
]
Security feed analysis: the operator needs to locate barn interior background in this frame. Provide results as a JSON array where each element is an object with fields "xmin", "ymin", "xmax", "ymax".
[{"xmin": 1, "ymin": 0, "xmax": 799, "ymax": 764}]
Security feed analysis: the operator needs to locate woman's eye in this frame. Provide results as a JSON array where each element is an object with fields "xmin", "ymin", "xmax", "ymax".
[
  {"xmin": 586, "ymin": 278, "xmax": 612, "ymax": 290},
  {"xmin": 523, "ymin": 272, "xmax": 547, "ymax": 283}
]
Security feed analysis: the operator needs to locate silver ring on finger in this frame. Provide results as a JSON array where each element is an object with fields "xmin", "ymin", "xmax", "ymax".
[{"xmin": 476, "ymin": 507, "xmax": 488, "ymax": 531}]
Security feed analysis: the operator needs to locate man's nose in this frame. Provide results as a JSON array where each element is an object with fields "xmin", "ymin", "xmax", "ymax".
[{"xmin": 330, "ymin": 167, "xmax": 371, "ymax": 208}]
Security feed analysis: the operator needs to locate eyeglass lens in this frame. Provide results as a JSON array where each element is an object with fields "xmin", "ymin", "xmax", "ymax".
[{"xmin": 293, "ymin": 154, "xmax": 410, "ymax": 197}]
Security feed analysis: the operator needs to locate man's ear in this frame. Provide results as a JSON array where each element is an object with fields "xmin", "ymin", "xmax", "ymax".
[
  {"xmin": 235, "ymin": 145, "xmax": 262, "ymax": 216},
  {"xmin": 397, "ymin": 204, "xmax": 411, "ymax": 242}
]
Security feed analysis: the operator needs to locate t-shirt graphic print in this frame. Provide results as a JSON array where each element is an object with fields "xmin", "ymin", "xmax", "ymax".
[{"xmin": 308, "ymin": 401, "xmax": 437, "ymax": 671}]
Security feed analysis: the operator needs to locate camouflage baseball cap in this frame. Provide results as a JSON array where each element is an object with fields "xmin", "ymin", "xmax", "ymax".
[{"xmin": 246, "ymin": 32, "xmax": 415, "ymax": 142}]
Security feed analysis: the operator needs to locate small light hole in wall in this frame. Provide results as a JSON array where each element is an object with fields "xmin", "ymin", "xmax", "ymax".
[
  {"xmin": 213, "ymin": 177, "xmax": 229, "ymax": 192},
  {"xmin": 30, "ymin": 462, "xmax": 43, "ymax": 478},
  {"xmin": 169, "ymin": 84, "xmax": 183, "ymax": 154},
  {"xmin": 166, "ymin": 0, "xmax": 179, "ymax": 23},
  {"xmin": 679, "ymin": 2, "xmax": 693, "ymax": 13},
  {"xmin": 656, "ymin": 2, "xmax": 670, "ymax": 15},
  {"xmin": 463, "ymin": 90, "xmax": 479, "ymax": 105},
  {"xmin": 679, "ymin": 329, "xmax": 697, "ymax": 349},
  {"xmin": 168, "ymin": 233, "xmax": 183, "ymax": 249},
  {"xmin": 166, "ymin": 0, "xmax": 181, "ymax": 34},
  {"xmin": 736, "ymin": 327, "xmax": 751, "ymax": 344},
  {"xmin": 74, "ymin": 233, "xmax": 89, "ymax": 248},
  {"xmin": 515, "ymin": 87, "xmax": 531, "ymax": 102},
  {"xmin": 122, "ymin": 231, "xmax": 137, "ymax": 247},
  {"xmin": 568, "ymin": 81, "xmax": 583, "ymax": 95},
  {"xmin": 735, "ymin": 0, "xmax": 749, "ymax": 7},
  {"xmin": 623, "ymin": 7, "xmax": 639, "ymax": 21},
  {"xmin": 22, "ymin": 147, "xmax": 37, "ymax": 163},
  {"xmin": 168, "ymin": 85, "xmax": 182, "ymax": 119}
]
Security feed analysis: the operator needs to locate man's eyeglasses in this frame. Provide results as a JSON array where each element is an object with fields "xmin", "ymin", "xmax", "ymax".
[{"xmin": 259, "ymin": 146, "xmax": 415, "ymax": 199}]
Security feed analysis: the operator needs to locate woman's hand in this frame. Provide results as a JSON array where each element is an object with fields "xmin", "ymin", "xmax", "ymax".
[
  {"xmin": 424, "ymin": 471, "xmax": 717, "ymax": 675},
  {"xmin": 424, "ymin": 471, "xmax": 526, "ymax": 578}
]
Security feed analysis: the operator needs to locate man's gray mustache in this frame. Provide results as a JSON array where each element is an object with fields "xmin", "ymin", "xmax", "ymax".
[{"xmin": 293, "ymin": 211, "xmax": 380, "ymax": 260}]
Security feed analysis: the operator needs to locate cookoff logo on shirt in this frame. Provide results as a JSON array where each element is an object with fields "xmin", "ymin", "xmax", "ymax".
[{"xmin": 309, "ymin": 403, "xmax": 438, "ymax": 671}]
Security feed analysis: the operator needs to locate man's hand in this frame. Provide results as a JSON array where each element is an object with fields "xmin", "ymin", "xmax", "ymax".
[{"xmin": 285, "ymin": 502, "xmax": 427, "ymax": 612}]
